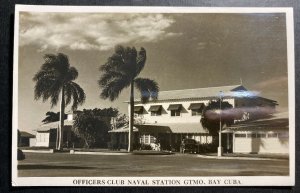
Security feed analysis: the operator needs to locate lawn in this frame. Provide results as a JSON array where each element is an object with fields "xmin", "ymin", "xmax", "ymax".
[{"xmin": 17, "ymin": 152, "xmax": 289, "ymax": 177}]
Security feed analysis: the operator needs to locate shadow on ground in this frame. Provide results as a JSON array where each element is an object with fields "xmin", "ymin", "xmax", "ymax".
[{"xmin": 18, "ymin": 164, "xmax": 96, "ymax": 170}]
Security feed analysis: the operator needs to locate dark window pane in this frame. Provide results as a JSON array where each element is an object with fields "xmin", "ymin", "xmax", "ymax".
[
  {"xmin": 171, "ymin": 110, "xmax": 180, "ymax": 116},
  {"xmin": 257, "ymin": 133, "xmax": 266, "ymax": 138},
  {"xmin": 249, "ymin": 133, "xmax": 257, "ymax": 138},
  {"xmin": 235, "ymin": 133, "xmax": 246, "ymax": 138},
  {"xmin": 268, "ymin": 133, "xmax": 278, "ymax": 138}
]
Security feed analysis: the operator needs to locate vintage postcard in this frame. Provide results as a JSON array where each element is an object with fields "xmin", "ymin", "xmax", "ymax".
[{"xmin": 12, "ymin": 5, "xmax": 295, "ymax": 186}]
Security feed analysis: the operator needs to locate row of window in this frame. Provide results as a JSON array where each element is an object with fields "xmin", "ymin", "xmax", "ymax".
[
  {"xmin": 135, "ymin": 103, "xmax": 205, "ymax": 117},
  {"xmin": 235, "ymin": 132, "xmax": 288, "ymax": 139},
  {"xmin": 37, "ymin": 133, "xmax": 48, "ymax": 142}
]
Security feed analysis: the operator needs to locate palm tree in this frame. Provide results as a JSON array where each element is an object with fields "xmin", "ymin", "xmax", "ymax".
[
  {"xmin": 42, "ymin": 111, "xmax": 67, "ymax": 124},
  {"xmin": 98, "ymin": 45, "xmax": 159, "ymax": 152},
  {"xmin": 33, "ymin": 53, "xmax": 86, "ymax": 150}
]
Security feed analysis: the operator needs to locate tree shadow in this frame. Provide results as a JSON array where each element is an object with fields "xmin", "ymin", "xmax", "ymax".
[{"xmin": 18, "ymin": 164, "xmax": 96, "ymax": 170}]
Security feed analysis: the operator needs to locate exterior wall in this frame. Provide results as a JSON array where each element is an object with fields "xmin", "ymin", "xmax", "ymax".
[
  {"xmin": 233, "ymin": 131, "xmax": 289, "ymax": 153},
  {"xmin": 67, "ymin": 114, "xmax": 73, "ymax": 121},
  {"xmin": 35, "ymin": 132, "xmax": 50, "ymax": 147},
  {"xmin": 132, "ymin": 98, "xmax": 235, "ymax": 124},
  {"xmin": 30, "ymin": 138, "xmax": 36, "ymax": 147},
  {"xmin": 139, "ymin": 133, "xmax": 213, "ymax": 144}
]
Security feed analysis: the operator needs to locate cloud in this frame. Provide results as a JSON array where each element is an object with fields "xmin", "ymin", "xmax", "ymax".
[
  {"xmin": 19, "ymin": 12, "xmax": 181, "ymax": 51},
  {"xmin": 197, "ymin": 42, "xmax": 207, "ymax": 50},
  {"xmin": 254, "ymin": 76, "xmax": 288, "ymax": 89}
]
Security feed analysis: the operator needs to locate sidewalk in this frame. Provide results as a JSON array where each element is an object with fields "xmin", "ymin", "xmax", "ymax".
[{"xmin": 197, "ymin": 153, "xmax": 289, "ymax": 160}]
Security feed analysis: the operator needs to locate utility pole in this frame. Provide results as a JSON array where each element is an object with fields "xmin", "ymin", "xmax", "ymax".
[{"xmin": 218, "ymin": 91, "xmax": 223, "ymax": 157}]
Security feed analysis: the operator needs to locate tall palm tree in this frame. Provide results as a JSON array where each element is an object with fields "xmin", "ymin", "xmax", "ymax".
[
  {"xmin": 98, "ymin": 45, "xmax": 159, "ymax": 152},
  {"xmin": 33, "ymin": 53, "xmax": 86, "ymax": 150}
]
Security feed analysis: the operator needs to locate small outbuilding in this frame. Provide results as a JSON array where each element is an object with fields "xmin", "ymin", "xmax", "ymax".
[{"xmin": 18, "ymin": 131, "xmax": 35, "ymax": 147}]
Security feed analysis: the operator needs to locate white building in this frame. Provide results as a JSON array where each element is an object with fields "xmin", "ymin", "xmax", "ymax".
[
  {"xmin": 223, "ymin": 112, "xmax": 289, "ymax": 154},
  {"xmin": 34, "ymin": 113, "xmax": 74, "ymax": 148},
  {"xmin": 109, "ymin": 84, "xmax": 285, "ymax": 153}
]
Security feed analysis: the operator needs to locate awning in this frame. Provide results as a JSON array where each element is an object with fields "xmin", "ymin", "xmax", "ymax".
[
  {"xmin": 167, "ymin": 104, "xmax": 182, "ymax": 111},
  {"xmin": 135, "ymin": 125, "xmax": 172, "ymax": 133},
  {"xmin": 166, "ymin": 123, "xmax": 208, "ymax": 133},
  {"xmin": 109, "ymin": 123, "xmax": 208, "ymax": 134},
  {"xmin": 108, "ymin": 127, "xmax": 139, "ymax": 133},
  {"xmin": 134, "ymin": 106, "xmax": 144, "ymax": 113},
  {"xmin": 188, "ymin": 103, "xmax": 205, "ymax": 110},
  {"xmin": 148, "ymin": 105, "xmax": 162, "ymax": 112}
]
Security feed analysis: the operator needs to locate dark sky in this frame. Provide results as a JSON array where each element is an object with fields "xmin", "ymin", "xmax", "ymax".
[{"xmin": 18, "ymin": 12, "xmax": 289, "ymax": 133}]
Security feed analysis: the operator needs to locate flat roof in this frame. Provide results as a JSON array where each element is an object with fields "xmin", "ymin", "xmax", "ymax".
[
  {"xmin": 36, "ymin": 120, "xmax": 73, "ymax": 132},
  {"xmin": 109, "ymin": 123, "xmax": 209, "ymax": 134}
]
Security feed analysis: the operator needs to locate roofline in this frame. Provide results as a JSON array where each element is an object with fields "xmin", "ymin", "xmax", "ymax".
[
  {"xmin": 157, "ymin": 84, "xmax": 242, "ymax": 93},
  {"xmin": 124, "ymin": 84, "xmax": 244, "ymax": 103}
]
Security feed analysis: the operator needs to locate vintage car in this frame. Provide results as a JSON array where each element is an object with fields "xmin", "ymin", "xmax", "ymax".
[{"xmin": 180, "ymin": 138, "xmax": 197, "ymax": 153}]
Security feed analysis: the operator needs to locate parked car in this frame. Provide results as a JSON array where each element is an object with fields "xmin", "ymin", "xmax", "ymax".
[
  {"xmin": 17, "ymin": 149, "xmax": 25, "ymax": 160},
  {"xmin": 180, "ymin": 139, "xmax": 197, "ymax": 153}
]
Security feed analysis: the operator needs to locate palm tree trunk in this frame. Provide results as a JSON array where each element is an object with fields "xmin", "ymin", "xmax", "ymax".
[
  {"xmin": 58, "ymin": 86, "xmax": 65, "ymax": 150},
  {"xmin": 128, "ymin": 81, "xmax": 134, "ymax": 152}
]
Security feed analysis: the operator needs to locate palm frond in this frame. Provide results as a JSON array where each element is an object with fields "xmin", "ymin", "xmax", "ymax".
[
  {"xmin": 100, "ymin": 54, "xmax": 124, "ymax": 72},
  {"xmin": 33, "ymin": 53, "xmax": 85, "ymax": 110},
  {"xmin": 98, "ymin": 71, "xmax": 126, "ymax": 87},
  {"xmin": 33, "ymin": 70, "xmax": 57, "ymax": 82},
  {"xmin": 135, "ymin": 47, "xmax": 146, "ymax": 76},
  {"xmin": 66, "ymin": 67, "xmax": 78, "ymax": 81},
  {"xmin": 49, "ymin": 88, "xmax": 61, "ymax": 108},
  {"xmin": 41, "ymin": 53, "xmax": 70, "ymax": 76},
  {"xmin": 68, "ymin": 82, "xmax": 86, "ymax": 110},
  {"xmin": 64, "ymin": 84, "xmax": 73, "ymax": 106},
  {"xmin": 34, "ymin": 76, "xmax": 62, "ymax": 106},
  {"xmin": 134, "ymin": 77, "xmax": 159, "ymax": 103},
  {"xmin": 100, "ymin": 76, "xmax": 131, "ymax": 101}
]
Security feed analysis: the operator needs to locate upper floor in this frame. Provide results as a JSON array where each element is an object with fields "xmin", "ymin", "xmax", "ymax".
[{"xmin": 129, "ymin": 85, "xmax": 277, "ymax": 124}]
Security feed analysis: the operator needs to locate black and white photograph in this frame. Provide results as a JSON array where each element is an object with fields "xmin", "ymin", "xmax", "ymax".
[{"xmin": 12, "ymin": 5, "xmax": 295, "ymax": 186}]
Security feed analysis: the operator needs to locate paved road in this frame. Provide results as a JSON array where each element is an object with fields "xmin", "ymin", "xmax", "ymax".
[{"xmin": 17, "ymin": 152, "xmax": 289, "ymax": 177}]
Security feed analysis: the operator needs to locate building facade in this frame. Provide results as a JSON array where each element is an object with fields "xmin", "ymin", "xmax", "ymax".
[
  {"xmin": 223, "ymin": 112, "xmax": 289, "ymax": 154},
  {"xmin": 35, "ymin": 113, "xmax": 74, "ymax": 148},
  {"xmin": 109, "ymin": 85, "xmax": 280, "ymax": 153}
]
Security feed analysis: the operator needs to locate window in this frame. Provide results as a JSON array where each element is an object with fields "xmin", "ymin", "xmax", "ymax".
[
  {"xmin": 134, "ymin": 106, "xmax": 144, "ymax": 115},
  {"xmin": 168, "ymin": 104, "xmax": 182, "ymax": 116},
  {"xmin": 248, "ymin": 133, "xmax": 257, "ymax": 138},
  {"xmin": 257, "ymin": 133, "xmax": 266, "ymax": 138},
  {"xmin": 149, "ymin": 105, "xmax": 162, "ymax": 116},
  {"xmin": 191, "ymin": 109, "xmax": 201, "ymax": 116},
  {"xmin": 171, "ymin": 109, "xmax": 180, "ymax": 116},
  {"xmin": 235, "ymin": 133, "xmax": 246, "ymax": 138},
  {"xmin": 140, "ymin": 134, "xmax": 156, "ymax": 144},
  {"xmin": 151, "ymin": 110, "xmax": 161, "ymax": 116},
  {"xmin": 188, "ymin": 103, "xmax": 204, "ymax": 116},
  {"xmin": 278, "ymin": 132, "xmax": 289, "ymax": 138},
  {"xmin": 268, "ymin": 133, "xmax": 278, "ymax": 138},
  {"xmin": 150, "ymin": 136, "xmax": 156, "ymax": 143}
]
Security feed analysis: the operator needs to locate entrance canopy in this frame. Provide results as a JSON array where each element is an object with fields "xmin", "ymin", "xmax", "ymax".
[{"xmin": 109, "ymin": 123, "xmax": 209, "ymax": 134}]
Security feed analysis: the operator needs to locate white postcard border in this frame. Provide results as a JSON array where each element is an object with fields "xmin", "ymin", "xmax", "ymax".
[{"xmin": 12, "ymin": 5, "xmax": 295, "ymax": 187}]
